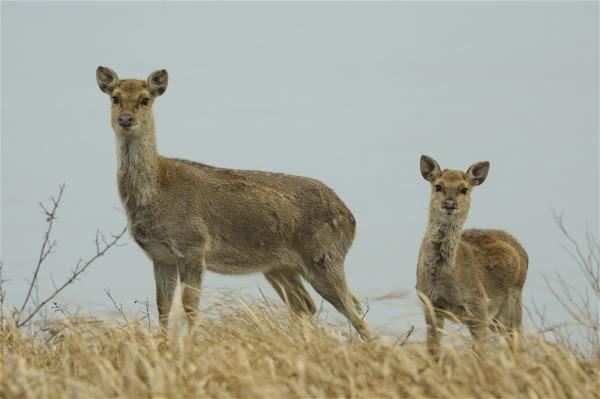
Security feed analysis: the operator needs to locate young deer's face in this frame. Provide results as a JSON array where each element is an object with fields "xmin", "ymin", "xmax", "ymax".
[
  {"xmin": 420, "ymin": 155, "xmax": 490, "ymax": 222},
  {"xmin": 96, "ymin": 66, "xmax": 168, "ymax": 138}
]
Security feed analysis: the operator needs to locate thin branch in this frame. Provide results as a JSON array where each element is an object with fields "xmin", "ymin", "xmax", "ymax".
[
  {"xmin": 51, "ymin": 302, "xmax": 69, "ymax": 318},
  {"xmin": 134, "ymin": 298, "xmax": 152, "ymax": 330},
  {"xmin": 362, "ymin": 297, "xmax": 370, "ymax": 321},
  {"xmin": 18, "ymin": 184, "xmax": 65, "ymax": 317},
  {"xmin": 544, "ymin": 212, "xmax": 600, "ymax": 354},
  {"xmin": 105, "ymin": 289, "xmax": 129, "ymax": 324},
  {"xmin": 17, "ymin": 226, "xmax": 127, "ymax": 328}
]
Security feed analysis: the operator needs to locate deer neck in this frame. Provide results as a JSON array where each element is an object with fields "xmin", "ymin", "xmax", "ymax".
[
  {"xmin": 422, "ymin": 216, "xmax": 464, "ymax": 270},
  {"xmin": 116, "ymin": 121, "xmax": 159, "ymax": 211}
]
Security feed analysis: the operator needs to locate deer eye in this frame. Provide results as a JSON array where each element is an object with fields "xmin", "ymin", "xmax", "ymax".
[
  {"xmin": 111, "ymin": 96, "xmax": 120, "ymax": 105},
  {"xmin": 460, "ymin": 187, "xmax": 468, "ymax": 195},
  {"xmin": 140, "ymin": 98, "xmax": 150, "ymax": 106},
  {"xmin": 434, "ymin": 184, "xmax": 443, "ymax": 192}
]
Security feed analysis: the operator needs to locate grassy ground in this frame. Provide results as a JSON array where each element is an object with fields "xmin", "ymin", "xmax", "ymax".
[{"xmin": 1, "ymin": 299, "xmax": 598, "ymax": 399}]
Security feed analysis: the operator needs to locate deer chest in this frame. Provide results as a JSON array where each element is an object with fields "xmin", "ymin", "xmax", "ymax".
[{"xmin": 417, "ymin": 269, "xmax": 465, "ymax": 315}]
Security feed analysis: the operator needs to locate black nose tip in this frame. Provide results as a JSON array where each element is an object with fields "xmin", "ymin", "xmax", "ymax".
[
  {"xmin": 442, "ymin": 199, "xmax": 457, "ymax": 209},
  {"xmin": 118, "ymin": 114, "xmax": 133, "ymax": 127}
]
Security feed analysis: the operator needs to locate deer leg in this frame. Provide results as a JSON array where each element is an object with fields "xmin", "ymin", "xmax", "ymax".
[
  {"xmin": 178, "ymin": 259, "xmax": 205, "ymax": 330},
  {"xmin": 264, "ymin": 270, "xmax": 317, "ymax": 316},
  {"xmin": 425, "ymin": 309, "xmax": 445, "ymax": 360},
  {"xmin": 153, "ymin": 261, "xmax": 178, "ymax": 335},
  {"xmin": 466, "ymin": 306, "xmax": 489, "ymax": 355},
  {"xmin": 495, "ymin": 293, "xmax": 523, "ymax": 349},
  {"xmin": 305, "ymin": 261, "xmax": 370, "ymax": 340}
]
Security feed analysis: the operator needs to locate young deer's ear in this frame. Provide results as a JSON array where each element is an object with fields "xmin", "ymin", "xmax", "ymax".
[
  {"xmin": 147, "ymin": 69, "xmax": 168, "ymax": 97},
  {"xmin": 96, "ymin": 66, "xmax": 119, "ymax": 94},
  {"xmin": 466, "ymin": 161, "xmax": 490, "ymax": 186},
  {"xmin": 420, "ymin": 155, "xmax": 441, "ymax": 181}
]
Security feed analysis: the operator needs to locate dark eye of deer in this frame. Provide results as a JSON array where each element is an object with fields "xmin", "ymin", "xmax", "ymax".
[
  {"xmin": 111, "ymin": 96, "xmax": 120, "ymax": 105},
  {"xmin": 141, "ymin": 98, "xmax": 149, "ymax": 106},
  {"xmin": 460, "ymin": 187, "xmax": 468, "ymax": 195},
  {"xmin": 435, "ymin": 185, "xmax": 443, "ymax": 192}
]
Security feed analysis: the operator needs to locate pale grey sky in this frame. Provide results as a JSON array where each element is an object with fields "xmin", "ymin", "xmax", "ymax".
[{"xmin": 1, "ymin": 2, "xmax": 598, "ymax": 337}]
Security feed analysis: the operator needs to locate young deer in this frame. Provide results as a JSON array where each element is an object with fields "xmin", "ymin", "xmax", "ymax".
[
  {"xmin": 96, "ymin": 67, "xmax": 369, "ymax": 338},
  {"xmin": 416, "ymin": 155, "xmax": 527, "ymax": 356}
]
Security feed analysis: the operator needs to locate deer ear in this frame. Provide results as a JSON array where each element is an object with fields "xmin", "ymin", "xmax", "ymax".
[
  {"xmin": 420, "ymin": 155, "xmax": 441, "ymax": 181},
  {"xmin": 147, "ymin": 69, "xmax": 168, "ymax": 97},
  {"xmin": 466, "ymin": 161, "xmax": 490, "ymax": 186},
  {"xmin": 96, "ymin": 66, "xmax": 119, "ymax": 94}
]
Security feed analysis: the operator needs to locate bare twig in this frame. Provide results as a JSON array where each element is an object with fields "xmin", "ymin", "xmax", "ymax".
[
  {"xmin": 17, "ymin": 226, "xmax": 128, "ymax": 328},
  {"xmin": 314, "ymin": 299, "xmax": 326, "ymax": 323},
  {"xmin": 19, "ymin": 184, "xmax": 65, "ymax": 316},
  {"xmin": 553, "ymin": 211, "xmax": 600, "ymax": 293},
  {"xmin": 362, "ymin": 297, "xmax": 370, "ymax": 321},
  {"xmin": 134, "ymin": 298, "xmax": 152, "ymax": 330},
  {"xmin": 105, "ymin": 289, "xmax": 129, "ymax": 324},
  {"xmin": 51, "ymin": 302, "xmax": 68, "ymax": 318},
  {"xmin": 526, "ymin": 300, "xmax": 572, "ymax": 348},
  {"xmin": 543, "ymin": 211, "xmax": 600, "ymax": 354}
]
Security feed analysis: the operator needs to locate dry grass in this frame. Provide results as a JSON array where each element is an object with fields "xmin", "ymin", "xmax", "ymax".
[
  {"xmin": 2, "ymin": 190, "xmax": 598, "ymax": 398},
  {"xmin": 1, "ymin": 298, "xmax": 598, "ymax": 399}
]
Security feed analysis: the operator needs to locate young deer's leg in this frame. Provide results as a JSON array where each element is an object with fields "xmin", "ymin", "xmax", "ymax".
[
  {"xmin": 154, "ymin": 261, "xmax": 178, "ymax": 335},
  {"xmin": 305, "ymin": 262, "xmax": 370, "ymax": 340},
  {"xmin": 510, "ymin": 296, "xmax": 523, "ymax": 333},
  {"xmin": 495, "ymin": 294, "xmax": 523, "ymax": 349},
  {"xmin": 178, "ymin": 259, "xmax": 205, "ymax": 330},
  {"xmin": 466, "ymin": 306, "xmax": 489, "ymax": 355},
  {"xmin": 264, "ymin": 270, "xmax": 317, "ymax": 316},
  {"xmin": 425, "ymin": 309, "xmax": 445, "ymax": 360},
  {"xmin": 507, "ymin": 297, "xmax": 524, "ymax": 350}
]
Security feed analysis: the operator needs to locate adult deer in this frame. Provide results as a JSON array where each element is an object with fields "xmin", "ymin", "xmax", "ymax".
[
  {"xmin": 416, "ymin": 155, "xmax": 527, "ymax": 357},
  {"xmin": 96, "ymin": 67, "xmax": 369, "ymax": 339}
]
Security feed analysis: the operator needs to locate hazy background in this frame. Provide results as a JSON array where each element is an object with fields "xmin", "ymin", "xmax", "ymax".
[{"xmin": 2, "ymin": 2, "xmax": 598, "ymax": 337}]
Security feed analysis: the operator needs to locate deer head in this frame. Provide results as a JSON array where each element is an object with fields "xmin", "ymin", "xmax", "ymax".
[
  {"xmin": 420, "ymin": 155, "xmax": 490, "ymax": 222},
  {"xmin": 96, "ymin": 66, "xmax": 168, "ymax": 138}
]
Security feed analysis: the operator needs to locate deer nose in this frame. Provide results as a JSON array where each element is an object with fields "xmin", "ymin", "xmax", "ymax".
[
  {"xmin": 442, "ymin": 199, "xmax": 457, "ymax": 209},
  {"xmin": 118, "ymin": 114, "xmax": 134, "ymax": 127}
]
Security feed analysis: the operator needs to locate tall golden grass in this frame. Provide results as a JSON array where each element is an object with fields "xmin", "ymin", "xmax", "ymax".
[{"xmin": 1, "ymin": 297, "xmax": 598, "ymax": 399}]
